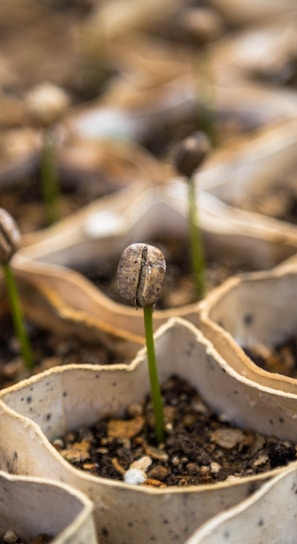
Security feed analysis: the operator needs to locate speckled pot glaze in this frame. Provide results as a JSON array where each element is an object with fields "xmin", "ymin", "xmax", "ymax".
[
  {"xmin": 0, "ymin": 318, "xmax": 295, "ymax": 544},
  {"xmin": 199, "ymin": 265, "xmax": 297, "ymax": 399},
  {"xmin": 0, "ymin": 469, "xmax": 97, "ymax": 544},
  {"xmin": 185, "ymin": 463, "xmax": 297, "ymax": 544}
]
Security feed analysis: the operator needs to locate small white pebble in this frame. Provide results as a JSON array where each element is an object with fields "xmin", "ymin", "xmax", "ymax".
[
  {"xmin": 3, "ymin": 529, "xmax": 18, "ymax": 543},
  {"xmin": 217, "ymin": 412, "xmax": 233, "ymax": 423},
  {"xmin": 191, "ymin": 401, "xmax": 208, "ymax": 414},
  {"xmin": 165, "ymin": 422, "xmax": 173, "ymax": 433},
  {"xmin": 124, "ymin": 468, "xmax": 147, "ymax": 485},
  {"xmin": 130, "ymin": 456, "xmax": 152, "ymax": 472},
  {"xmin": 210, "ymin": 462, "xmax": 221, "ymax": 474},
  {"xmin": 52, "ymin": 438, "xmax": 64, "ymax": 449},
  {"xmin": 172, "ymin": 456, "xmax": 180, "ymax": 466},
  {"xmin": 225, "ymin": 475, "xmax": 240, "ymax": 483},
  {"xmin": 127, "ymin": 404, "xmax": 143, "ymax": 417},
  {"xmin": 252, "ymin": 454, "xmax": 269, "ymax": 467}
]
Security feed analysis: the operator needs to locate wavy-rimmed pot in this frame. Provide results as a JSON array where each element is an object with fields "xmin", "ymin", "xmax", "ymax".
[
  {"xmin": 211, "ymin": 17, "xmax": 297, "ymax": 82},
  {"xmin": 10, "ymin": 173, "xmax": 297, "ymax": 345},
  {"xmin": 199, "ymin": 265, "xmax": 297, "ymax": 396},
  {"xmin": 197, "ymin": 119, "xmax": 297, "ymax": 238},
  {"xmin": 0, "ymin": 127, "xmax": 164, "ymax": 239},
  {"xmin": 0, "ymin": 469, "xmax": 97, "ymax": 544},
  {"xmin": 0, "ymin": 317, "xmax": 296, "ymax": 543},
  {"xmin": 207, "ymin": 0, "xmax": 297, "ymax": 26},
  {"xmin": 185, "ymin": 463, "xmax": 297, "ymax": 544}
]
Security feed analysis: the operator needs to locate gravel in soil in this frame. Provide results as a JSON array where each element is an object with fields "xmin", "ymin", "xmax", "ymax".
[
  {"xmin": 243, "ymin": 336, "xmax": 297, "ymax": 379},
  {"xmin": 53, "ymin": 375, "xmax": 297, "ymax": 488},
  {"xmin": 1, "ymin": 530, "xmax": 52, "ymax": 544}
]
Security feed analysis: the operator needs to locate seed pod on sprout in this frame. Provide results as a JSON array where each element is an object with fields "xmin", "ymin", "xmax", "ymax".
[
  {"xmin": 0, "ymin": 208, "xmax": 34, "ymax": 370},
  {"xmin": 174, "ymin": 131, "xmax": 210, "ymax": 179},
  {"xmin": 117, "ymin": 243, "xmax": 166, "ymax": 308},
  {"xmin": 0, "ymin": 208, "xmax": 20, "ymax": 264},
  {"xmin": 174, "ymin": 132, "xmax": 211, "ymax": 298},
  {"xmin": 25, "ymin": 82, "xmax": 69, "ymax": 128}
]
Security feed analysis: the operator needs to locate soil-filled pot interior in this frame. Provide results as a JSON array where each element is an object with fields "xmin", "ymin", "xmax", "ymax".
[
  {"xmin": 52, "ymin": 374, "xmax": 297, "ymax": 488},
  {"xmin": 239, "ymin": 184, "xmax": 297, "ymax": 225},
  {"xmin": 0, "ymin": 531, "xmax": 52, "ymax": 544},
  {"xmin": 243, "ymin": 335, "xmax": 297, "ymax": 379}
]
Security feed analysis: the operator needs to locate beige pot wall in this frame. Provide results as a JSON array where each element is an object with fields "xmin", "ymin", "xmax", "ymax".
[
  {"xmin": 197, "ymin": 119, "xmax": 297, "ymax": 237},
  {"xmin": 186, "ymin": 464, "xmax": 297, "ymax": 544},
  {"xmin": 0, "ymin": 318, "xmax": 296, "ymax": 543},
  {"xmin": 0, "ymin": 470, "xmax": 97, "ymax": 544},
  {"xmin": 199, "ymin": 266, "xmax": 297, "ymax": 395},
  {"xmin": 9, "ymin": 170, "xmax": 297, "ymax": 346}
]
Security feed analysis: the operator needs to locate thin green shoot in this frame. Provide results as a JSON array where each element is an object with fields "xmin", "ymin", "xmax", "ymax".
[
  {"xmin": 143, "ymin": 305, "xmax": 165, "ymax": 444},
  {"xmin": 188, "ymin": 176, "xmax": 205, "ymax": 298},
  {"xmin": 41, "ymin": 130, "xmax": 61, "ymax": 225},
  {"xmin": 3, "ymin": 262, "xmax": 34, "ymax": 370}
]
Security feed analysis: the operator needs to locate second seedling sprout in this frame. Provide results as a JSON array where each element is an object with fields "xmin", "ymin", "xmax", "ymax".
[
  {"xmin": 174, "ymin": 132, "xmax": 210, "ymax": 299},
  {"xmin": 25, "ymin": 83, "xmax": 70, "ymax": 225},
  {"xmin": 0, "ymin": 209, "xmax": 34, "ymax": 370},
  {"xmin": 117, "ymin": 243, "xmax": 166, "ymax": 444}
]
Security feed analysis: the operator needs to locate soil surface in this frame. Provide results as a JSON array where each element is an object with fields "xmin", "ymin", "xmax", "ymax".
[
  {"xmin": 0, "ymin": 531, "xmax": 51, "ymax": 544},
  {"xmin": 241, "ymin": 185, "xmax": 297, "ymax": 225},
  {"xmin": 1, "ymin": 169, "xmax": 118, "ymax": 234},
  {"xmin": 0, "ymin": 311, "xmax": 134, "ymax": 390},
  {"xmin": 53, "ymin": 375, "xmax": 297, "ymax": 488},
  {"xmin": 243, "ymin": 336, "xmax": 297, "ymax": 379}
]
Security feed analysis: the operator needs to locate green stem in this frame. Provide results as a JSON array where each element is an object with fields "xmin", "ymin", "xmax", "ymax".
[
  {"xmin": 188, "ymin": 177, "xmax": 206, "ymax": 298},
  {"xmin": 143, "ymin": 306, "xmax": 164, "ymax": 444},
  {"xmin": 195, "ymin": 49, "xmax": 219, "ymax": 148},
  {"xmin": 41, "ymin": 130, "xmax": 61, "ymax": 225},
  {"xmin": 3, "ymin": 263, "xmax": 34, "ymax": 370}
]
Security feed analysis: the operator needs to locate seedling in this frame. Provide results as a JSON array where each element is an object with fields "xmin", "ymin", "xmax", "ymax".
[
  {"xmin": 181, "ymin": 6, "xmax": 223, "ymax": 146},
  {"xmin": 25, "ymin": 83, "xmax": 69, "ymax": 225},
  {"xmin": 174, "ymin": 132, "xmax": 210, "ymax": 298},
  {"xmin": 0, "ymin": 209, "xmax": 34, "ymax": 370},
  {"xmin": 117, "ymin": 243, "xmax": 166, "ymax": 444}
]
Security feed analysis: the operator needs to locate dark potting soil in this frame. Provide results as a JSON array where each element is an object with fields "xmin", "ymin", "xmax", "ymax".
[
  {"xmin": 241, "ymin": 185, "xmax": 297, "ymax": 225},
  {"xmin": 0, "ymin": 531, "xmax": 52, "ymax": 544},
  {"xmin": 243, "ymin": 336, "xmax": 297, "ymax": 379},
  {"xmin": 53, "ymin": 375, "xmax": 297, "ymax": 488},
  {"xmin": 0, "ymin": 311, "xmax": 133, "ymax": 390},
  {"xmin": 0, "ymin": 169, "xmax": 119, "ymax": 234}
]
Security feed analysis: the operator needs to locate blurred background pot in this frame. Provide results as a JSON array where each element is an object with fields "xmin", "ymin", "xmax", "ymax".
[
  {"xmin": 199, "ymin": 265, "xmax": 297, "ymax": 396},
  {"xmin": 9, "ymin": 173, "xmax": 297, "ymax": 347}
]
